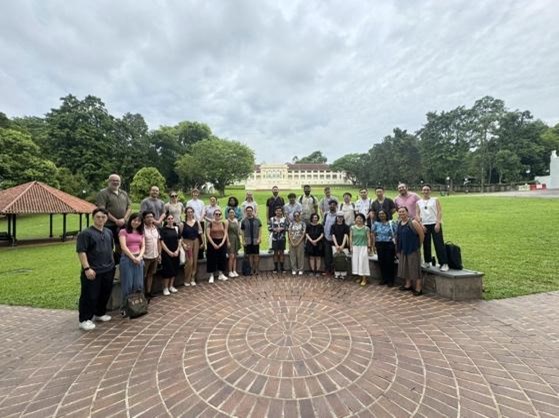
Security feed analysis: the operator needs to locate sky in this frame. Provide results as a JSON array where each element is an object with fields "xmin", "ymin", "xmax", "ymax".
[{"xmin": 1, "ymin": 0, "xmax": 558, "ymax": 163}]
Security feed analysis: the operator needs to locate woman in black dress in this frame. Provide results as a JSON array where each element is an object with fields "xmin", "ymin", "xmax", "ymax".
[
  {"xmin": 159, "ymin": 213, "xmax": 180, "ymax": 296},
  {"xmin": 305, "ymin": 213, "xmax": 324, "ymax": 276}
]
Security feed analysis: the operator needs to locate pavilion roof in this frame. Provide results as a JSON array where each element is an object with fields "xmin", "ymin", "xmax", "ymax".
[{"xmin": 0, "ymin": 181, "xmax": 96, "ymax": 215}]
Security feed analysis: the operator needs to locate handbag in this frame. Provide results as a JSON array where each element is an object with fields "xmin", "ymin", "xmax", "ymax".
[
  {"xmin": 125, "ymin": 291, "xmax": 148, "ymax": 318},
  {"xmin": 179, "ymin": 247, "xmax": 186, "ymax": 266},
  {"xmin": 445, "ymin": 242, "xmax": 463, "ymax": 270}
]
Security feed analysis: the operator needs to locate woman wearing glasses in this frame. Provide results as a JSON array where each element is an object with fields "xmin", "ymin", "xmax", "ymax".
[
  {"xmin": 416, "ymin": 184, "xmax": 449, "ymax": 272},
  {"xmin": 164, "ymin": 191, "xmax": 184, "ymax": 225},
  {"xmin": 206, "ymin": 210, "xmax": 229, "ymax": 283}
]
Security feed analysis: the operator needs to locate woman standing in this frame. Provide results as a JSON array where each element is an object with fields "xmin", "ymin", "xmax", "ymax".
[
  {"xmin": 371, "ymin": 210, "xmax": 397, "ymax": 287},
  {"xmin": 159, "ymin": 214, "xmax": 180, "ymax": 296},
  {"xmin": 350, "ymin": 213, "xmax": 371, "ymax": 286},
  {"xmin": 164, "ymin": 192, "xmax": 184, "ymax": 225},
  {"xmin": 204, "ymin": 196, "xmax": 221, "ymax": 223},
  {"xmin": 331, "ymin": 212, "xmax": 350, "ymax": 279},
  {"xmin": 241, "ymin": 191, "xmax": 258, "ymax": 217},
  {"xmin": 226, "ymin": 208, "xmax": 241, "ymax": 278},
  {"xmin": 305, "ymin": 213, "xmax": 324, "ymax": 276},
  {"xmin": 396, "ymin": 207, "xmax": 425, "ymax": 296},
  {"xmin": 288, "ymin": 211, "xmax": 306, "ymax": 275},
  {"xmin": 206, "ymin": 210, "xmax": 229, "ymax": 283},
  {"xmin": 269, "ymin": 206, "xmax": 288, "ymax": 273},
  {"xmin": 416, "ymin": 184, "xmax": 449, "ymax": 271},
  {"xmin": 119, "ymin": 213, "xmax": 145, "ymax": 309},
  {"xmin": 225, "ymin": 196, "xmax": 242, "ymax": 221},
  {"xmin": 181, "ymin": 207, "xmax": 202, "ymax": 286}
]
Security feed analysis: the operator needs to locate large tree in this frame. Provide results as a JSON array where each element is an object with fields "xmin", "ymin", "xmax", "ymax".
[
  {"xmin": 175, "ymin": 138, "xmax": 254, "ymax": 195},
  {"xmin": 130, "ymin": 167, "xmax": 167, "ymax": 202},
  {"xmin": 330, "ymin": 153, "xmax": 365, "ymax": 185},
  {"xmin": 0, "ymin": 128, "xmax": 59, "ymax": 188},
  {"xmin": 296, "ymin": 150, "xmax": 328, "ymax": 164}
]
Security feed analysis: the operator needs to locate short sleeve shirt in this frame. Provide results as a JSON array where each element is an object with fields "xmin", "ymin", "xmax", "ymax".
[
  {"xmin": 371, "ymin": 198, "xmax": 396, "ymax": 221},
  {"xmin": 141, "ymin": 198, "xmax": 165, "ymax": 219},
  {"xmin": 395, "ymin": 193, "xmax": 420, "ymax": 219},
  {"xmin": 76, "ymin": 227, "xmax": 115, "ymax": 274},
  {"xmin": 283, "ymin": 202, "xmax": 303, "ymax": 223},
  {"xmin": 95, "ymin": 188, "xmax": 131, "ymax": 226},
  {"xmin": 143, "ymin": 225, "xmax": 160, "ymax": 259},
  {"xmin": 186, "ymin": 198, "xmax": 205, "ymax": 222},
  {"xmin": 241, "ymin": 217, "xmax": 262, "ymax": 245},
  {"xmin": 118, "ymin": 229, "xmax": 143, "ymax": 254}
]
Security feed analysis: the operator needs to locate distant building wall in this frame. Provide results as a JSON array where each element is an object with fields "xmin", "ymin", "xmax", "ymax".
[{"xmin": 549, "ymin": 150, "xmax": 559, "ymax": 189}]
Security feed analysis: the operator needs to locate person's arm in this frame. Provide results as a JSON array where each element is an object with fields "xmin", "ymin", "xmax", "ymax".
[
  {"xmin": 78, "ymin": 252, "xmax": 96, "ymax": 280},
  {"xmin": 160, "ymin": 236, "xmax": 174, "ymax": 256},
  {"xmin": 206, "ymin": 223, "xmax": 217, "ymax": 248},
  {"xmin": 416, "ymin": 203, "xmax": 423, "ymax": 226},
  {"xmin": 370, "ymin": 225, "xmax": 376, "ymax": 252},
  {"xmin": 341, "ymin": 233, "xmax": 348, "ymax": 249},
  {"xmin": 295, "ymin": 224, "xmax": 306, "ymax": 247},
  {"xmin": 411, "ymin": 219, "xmax": 425, "ymax": 244},
  {"xmin": 348, "ymin": 227, "xmax": 353, "ymax": 250},
  {"xmin": 435, "ymin": 199, "xmax": 442, "ymax": 232},
  {"xmin": 119, "ymin": 232, "xmax": 135, "ymax": 260},
  {"xmin": 256, "ymin": 219, "xmax": 262, "ymax": 245},
  {"xmin": 367, "ymin": 227, "xmax": 373, "ymax": 253},
  {"xmin": 138, "ymin": 236, "xmax": 146, "ymax": 259},
  {"xmin": 220, "ymin": 221, "xmax": 229, "ymax": 247}
]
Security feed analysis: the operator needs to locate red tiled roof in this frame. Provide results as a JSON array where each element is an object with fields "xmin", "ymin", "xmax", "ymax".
[{"xmin": 0, "ymin": 181, "xmax": 96, "ymax": 215}]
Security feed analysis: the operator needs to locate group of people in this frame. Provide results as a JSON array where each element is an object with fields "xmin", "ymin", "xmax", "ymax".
[{"xmin": 76, "ymin": 174, "xmax": 449, "ymax": 331}]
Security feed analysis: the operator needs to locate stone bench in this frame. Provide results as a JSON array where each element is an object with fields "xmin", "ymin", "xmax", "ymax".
[{"xmin": 107, "ymin": 252, "xmax": 484, "ymax": 310}]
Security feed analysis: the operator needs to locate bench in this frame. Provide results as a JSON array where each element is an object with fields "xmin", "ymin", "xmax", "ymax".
[
  {"xmin": 60, "ymin": 230, "xmax": 80, "ymax": 241},
  {"xmin": 0, "ymin": 232, "xmax": 13, "ymax": 245}
]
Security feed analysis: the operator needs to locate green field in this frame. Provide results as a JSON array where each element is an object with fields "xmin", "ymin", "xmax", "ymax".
[{"xmin": 1, "ymin": 187, "xmax": 558, "ymax": 309}]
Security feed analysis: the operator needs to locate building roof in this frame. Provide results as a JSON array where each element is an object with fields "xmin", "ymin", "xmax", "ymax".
[
  {"xmin": 287, "ymin": 163, "xmax": 331, "ymax": 171},
  {"xmin": 0, "ymin": 181, "xmax": 96, "ymax": 215}
]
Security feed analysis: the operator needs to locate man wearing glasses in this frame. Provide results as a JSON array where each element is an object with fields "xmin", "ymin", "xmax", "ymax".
[{"xmin": 76, "ymin": 208, "xmax": 115, "ymax": 331}]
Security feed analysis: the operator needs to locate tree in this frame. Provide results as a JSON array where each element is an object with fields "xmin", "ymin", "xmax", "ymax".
[
  {"xmin": 175, "ymin": 138, "xmax": 255, "ymax": 195},
  {"xmin": 56, "ymin": 167, "xmax": 89, "ymax": 197},
  {"xmin": 330, "ymin": 153, "xmax": 364, "ymax": 184},
  {"xmin": 130, "ymin": 167, "xmax": 167, "ymax": 202},
  {"xmin": 0, "ymin": 128, "xmax": 59, "ymax": 189},
  {"xmin": 174, "ymin": 154, "xmax": 206, "ymax": 190},
  {"xmin": 11, "ymin": 116, "xmax": 49, "ymax": 149},
  {"xmin": 494, "ymin": 150, "xmax": 522, "ymax": 184},
  {"xmin": 0, "ymin": 112, "xmax": 11, "ymax": 129},
  {"xmin": 296, "ymin": 151, "xmax": 327, "ymax": 164}
]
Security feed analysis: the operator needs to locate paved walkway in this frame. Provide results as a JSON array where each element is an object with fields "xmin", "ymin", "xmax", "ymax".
[{"xmin": 1, "ymin": 274, "xmax": 558, "ymax": 418}]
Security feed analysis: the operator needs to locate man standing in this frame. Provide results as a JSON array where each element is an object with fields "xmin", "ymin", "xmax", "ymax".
[
  {"xmin": 319, "ymin": 186, "xmax": 338, "ymax": 219},
  {"xmin": 339, "ymin": 192, "xmax": 355, "ymax": 226},
  {"xmin": 140, "ymin": 186, "xmax": 165, "ymax": 226},
  {"xmin": 266, "ymin": 186, "xmax": 285, "ymax": 253},
  {"xmin": 299, "ymin": 185, "xmax": 318, "ymax": 225},
  {"xmin": 76, "ymin": 208, "xmax": 115, "ymax": 331},
  {"xmin": 322, "ymin": 200, "xmax": 338, "ymax": 275},
  {"xmin": 283, "ymin": 193, "xmax": 303, "ymax": 224},
  {"xmin": 394, "ymin": 183, "xmax": 420, "ymax": 219},
  {"xmin": 96, "ymin": 174, "xmax": 131, "ymax": 259},
  {"xmin": 241, "ymin": 206, "xmax": 262, "ymax": 275},
  {"xmin": 186, "ymin": 188, "xmax": 205, "ymax": 259},
  {"xmin": 371, "ymin": 186, "xmax": 396, "ymax": 221},
  {"xmin": 355, "ymin": 188, "xmax": 371, "ymax": 217}
]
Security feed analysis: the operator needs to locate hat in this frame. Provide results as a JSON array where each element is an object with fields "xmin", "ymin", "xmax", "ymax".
[
  {"xmin": 329, "ymin": 199, "xmax": 338, "ymax": 205},
  {"xmin": 336, "ymin": 211, "xmax": 344, "ymax": 217}
]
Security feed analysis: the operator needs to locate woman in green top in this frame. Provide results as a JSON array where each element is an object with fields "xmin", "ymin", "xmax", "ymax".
[
  {"xmin": 350, "ymin": 213, "xmax": 372, "ymax": 286},
  {"xmin": 226, "ymin": 208, "xmax": 241, "ymax": 277}
]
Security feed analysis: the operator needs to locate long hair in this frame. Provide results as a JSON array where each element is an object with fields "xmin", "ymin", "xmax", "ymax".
[{"xmin": 125, "ymin": 212, "xmax": 144, "ymax": 234}]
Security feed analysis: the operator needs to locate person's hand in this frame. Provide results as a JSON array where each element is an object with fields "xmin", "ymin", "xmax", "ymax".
[
  {"xmin": 256, "ymin": 238, "xmax": 261, "ymax": 245},
  {"xmin": 116, "ymin": 219, "xmax": 125, "ymax": 227},
  {"xmin": 85, "ymin": 269, "xmax": 96, "ymax": 280},
  {"xmin": 435, "ymin": 223, "xmax": 440, "ymax": 233},
  {"xmin": 133, "ymin": 256, "xmax": 142, "ymax": 265},
  {"xmin": 157, "ymin": 255, "xmax": 162, "ymax": 262},
  {"xmin": 422, "ymin": 225, "xmax": 427, "ymax": 233}
]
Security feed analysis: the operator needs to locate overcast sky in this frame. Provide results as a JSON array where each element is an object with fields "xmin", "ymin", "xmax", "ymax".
[{"xmin": 1, "ymin": 0, "xmax": 558, "ymax": 163}]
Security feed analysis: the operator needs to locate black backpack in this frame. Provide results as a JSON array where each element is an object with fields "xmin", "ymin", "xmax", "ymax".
[
  {"xmin": 242, "ymin": 257, "xmax": 252, "ymax": 276},
  {"xmin": 445, "ymin": 242, "xmax": 463, "ymax": 270}
]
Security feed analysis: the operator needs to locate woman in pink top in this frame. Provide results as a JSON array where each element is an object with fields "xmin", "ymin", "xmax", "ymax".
[{"xmin": 118, "ymin": 213, "xmax": 145, "ymax": 312}]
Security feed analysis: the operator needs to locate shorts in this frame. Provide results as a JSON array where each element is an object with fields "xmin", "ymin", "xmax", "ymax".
[
  {"xmin": 271, "ymin": 239, "xmax": 286, "ymax": 251},
  {"xmin": 244, "ymin": 244, "xmax": 260, "ymax": 255}
]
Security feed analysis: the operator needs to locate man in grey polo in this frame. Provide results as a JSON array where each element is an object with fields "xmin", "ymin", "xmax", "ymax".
[
  {"xmin": 140, "ymin": 186, "xmax": 165, "ymax": 226},
  {"xmin": 96, "ymin": 174, "xmax": 131, "ymax": 259}
]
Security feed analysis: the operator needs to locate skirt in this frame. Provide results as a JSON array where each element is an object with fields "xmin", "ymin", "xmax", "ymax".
[
  {"xmin": 351, "ymin": 246, "xmax": 370, "ymax": 276},
  {"xmin": 228, "ymin": 233, "xmax": 241, "ymax": 254},
  {"xmin": 161, "ymin": 253, "xmax": 180, "ymax": 278},
  {"xmin": 397, "ymin": 250, "xmax": 422, "ymax": 282}
]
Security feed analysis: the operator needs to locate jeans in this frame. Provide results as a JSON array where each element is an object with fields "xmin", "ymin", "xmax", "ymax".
[{"xmin": 120, "ymin": 255, "xmax": 144, "ymax": 305}]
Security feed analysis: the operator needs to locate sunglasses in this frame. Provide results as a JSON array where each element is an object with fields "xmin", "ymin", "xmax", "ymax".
[
  {"xmin": 215, "ymin": 213, "xmax": 222, "ymax": 216},
  {"xmin": 171, "ymin": 195, "xmax": 177, "ymax": 197}
]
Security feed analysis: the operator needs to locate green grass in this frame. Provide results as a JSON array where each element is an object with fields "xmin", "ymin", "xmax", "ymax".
[{"xmin": 1, "ymin": 188, "xmax": 558, "ymax": 309}]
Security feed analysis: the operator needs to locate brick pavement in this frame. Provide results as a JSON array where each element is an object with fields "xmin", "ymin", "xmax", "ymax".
[{"xmin": 0, "ymin": 273, "xmax": 558, "ymax": 417}]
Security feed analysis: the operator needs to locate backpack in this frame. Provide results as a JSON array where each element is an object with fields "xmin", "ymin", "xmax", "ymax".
[
  {"xmin": 298, "ymin": 195, "xmax": 317, "ymax": 205},
  {"xmin": 125, "ymin": 291, "xmax": 148, "ymax": 318},
  {"xmin": 445, "ymin": 242, "xmax": 463, "ymax": 270},
  {"xmin": 241, "ymin": 257, "xmax": 252, "ymax": 276}
]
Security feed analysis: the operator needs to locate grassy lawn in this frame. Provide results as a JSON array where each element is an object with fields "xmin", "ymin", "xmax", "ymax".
[{"xmin": 0, "ymin": 187, "xmax": 558, "ymax": 309}]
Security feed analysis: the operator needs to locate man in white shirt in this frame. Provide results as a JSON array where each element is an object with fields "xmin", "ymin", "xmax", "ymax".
[
  {"xmin": 355, "ymin": 188, "xmax": 371, "ymax": 217},
  {"xmin": 186, "ymin": 188, "xmax": 205, "ymax": 259}
]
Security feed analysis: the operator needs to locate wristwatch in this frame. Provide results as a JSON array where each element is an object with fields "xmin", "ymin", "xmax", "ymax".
[{"xmin": 84, "ymin": 267, "xmax": 91, "ymax": 271}]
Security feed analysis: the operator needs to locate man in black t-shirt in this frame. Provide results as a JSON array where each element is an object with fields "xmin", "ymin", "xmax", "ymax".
[
  {"xmin": 371, "ymin": 186, "xmax": 396, "ymax": 222},
  {"xmin": 266, "ymin": 186, "xmax": 285, "ymax": 253},
  {"xmin": 76, "ymin": 208, "xmax": 115, "ymax": 331}
]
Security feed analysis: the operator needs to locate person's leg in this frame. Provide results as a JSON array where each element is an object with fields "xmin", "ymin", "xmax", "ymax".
[
  {"xmin": 273, "ymin": 249, "xmax": 279, "ymax": 272},
  {"xmin": 120, "ymin": 256, "xmax": 134, "ymax": 307},
  {"xmin": 144, "ymin": 258, "xmax": 157, "ymax": 296},
  {"xmin": 79, "ymin": 271, "xmax": 99, "ymax": 323},
  {"xmin": 386, "ymin": 243, "xmax": 396, "ymax": 285},
  {"xmin": 134, "ymin": 260, "xmax": 144, "ymax": 293},
  {"xmin": 376, "ymin": 243, "xmax": 387, "ymax": 284},
  {"xmin": 198, "ymin": 221, "xmax": 205, "ymax": 259},
  {"xmin": 95, "ymin": 270, "xmax": 115, "ymax": 318},
  {"xmin": 296, "ymin": 244, "xmax": 305, "ymax": 272},
  {"xmin": 423, "ymin": 225, "xmax": 433, "ymax": 264},
  {"xmin": 432, "ymin": 225, "xmax": 448, "ymax": 266},
  {"xmin": 228, "ymin": 251, "xmax": 235, "ymax": 276},
  {"xmin": 323, "ymin": 241, "xmax": 333, "ymax": 274},
  {"xmin": 217, "ymin": 246, "xmax": 227, "ymax": 276},
  {"xmin": 191, "ymin": 239, "xmax": 200, "ymax": 281},
  {"xmin": 254, "ymin": 254, "xmax": 260, "ymax": 274},
  {"xmin": 207, "ymin": 245, "xmax": 217, "ymax": 280},
  {"xmin": 289, "ymin": 247, "xmax": 297, "ymax": 274}
]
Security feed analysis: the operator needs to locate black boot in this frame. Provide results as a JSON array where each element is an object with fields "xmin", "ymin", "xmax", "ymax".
[
  {"xmin": 273, "ymin": 262, "xmax": 279, "ymax": 273},
  {"xmin": 280, "ymin": 262, "xmax": 285, "ymax": 273}
]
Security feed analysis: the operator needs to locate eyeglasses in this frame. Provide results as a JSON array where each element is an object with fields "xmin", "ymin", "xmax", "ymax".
[
  {"xmin": 171, "ymin": 195, "xmax": 177, "ymax": 198},
  {"xmin": 215, "ymin": 213, "xmax": 222, "ymax": 216}
]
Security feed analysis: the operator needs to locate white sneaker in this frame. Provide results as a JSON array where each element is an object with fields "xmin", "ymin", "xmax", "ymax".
[
  {"xmin": 93, "ymin": 314, "xmax": 111, "ymax": 322},
  {"xmin": 163, "ymin": 288, "xmax": 170, "ymax": 296},
  {"xmin": 79, "ymin": 320, "xmax": 96, "ymax": 331},
  {"xmin": 169, "ymin": 286, "xmax": 178, "ymax": 293},
  {"xmin": 440, "ymin": 264, "xmax": 449, "ymax": 272},
  {"xmin": 292, "ymin": 271, "xmax": 296, "ymax": 275},
  {"xmin": 190, "ymin": 281, "xmax": 196, "ymax": 286},
  {"xmin": 184, "ymin": 282, "xmax": 190, "ymax": 287},
  {"xmin": 421, "ymin": 262, "xmax": 430, "ymax": 268},
  {"xmin": 218, "ymin": 273, "xmax": 228, "ymax": 281},
  {"xmin": 228, "ymin": 272, "xmax": 235, "ymax": 278},
  {"xmin": 298, "ymin": 271, "xmax": 303, "ymax": 275},
  {"xmin": 233, "ymin": 271, "xmax": 239, "ymax": 277},
  {"xmin": 209, "ymin": 275, "xmax": 214, "ymax": 284}
]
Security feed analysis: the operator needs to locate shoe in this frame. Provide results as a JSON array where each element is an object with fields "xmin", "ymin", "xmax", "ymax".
[
  {"xmin": 412, "ymin": 289, "xmax": 423, "ymax": 296},
  {"xmin": 228, "ymin": 272, "xmax": 235, "ymax": 278},
  {"xmin": 440, "ymin": 264, "xmax": 449, "ymax": 272},
  {"xmin": 218, "ymin": 273, "xmax": 228, "ymax": 281},
  {"xmin": 163, "ymin": 288, "xmax": 170, "ymax": 296},
  {"xmin": 209, "ymin": 275, "xmax": 214, "ymax": 284},
  {"xmin": 387, "ymin": 282, "xmax": 394, "ymax": 288},
  {"xmin": 292, "ymin": 271, "xmax": 296, "ymax": 275},
  {"xmin": 360, "ymin": 278, "xmax": 367, "ymax": 286},
  {"xmin": 184, "ymin": 282, "xmax": 190, "ymax": 287},
  {"xmin": 421, "ymin": 262, "xmax": 430, "ymax": 268},
  {"xmin": 190, "ymin": 281, "xmax": 196, "ymax": 286},
  {"xmin": 298, "ymin": 271, "xmax": 303, "ymax": 275},
  {"xmin": 169, "ymin": 286, "xmax": 178, "ymax": 293},
  {"xmin": 233, "ymin": 271, "xmax": 239, "ymax": 277},
  {"xmin": 93, "ymin": 314, "xmax": 111, "ymax": 322},
  {"xmin": 79, "ymin": 320, "xmax": 96, "ymax": 331},
  {"xmin": 399, "ymin": 285, "xmax": 412, "ymax": 291},
  {"xmin": 378, "ymin": 280, "xmax": 387, "ymax": 286}
]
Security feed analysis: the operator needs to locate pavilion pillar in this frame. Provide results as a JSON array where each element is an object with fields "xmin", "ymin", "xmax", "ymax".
[
  {"xmin": 11, "ymin": 214, "xmax": 17, "ymax": 246},
  {"xmin": 49, "ymin": 214, "xmax": 54, "ymax": 238},
  {"xmin": 7, "ymin": 214, "xmax": 12, "ymax": 237},
  {"xmin": 86, "ymin": 214, "xmax": 90, "ymax": 227},
  {"xmin": 79, "ymin": 214, "xmax": 83, "ymax": 231},
  {"xmin": 62, "ymin": 214, "xmax": 67, "ymax": 242}
]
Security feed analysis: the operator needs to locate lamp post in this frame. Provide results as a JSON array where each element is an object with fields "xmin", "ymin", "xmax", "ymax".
[{"xmin": 446, "ymin": 176, "xmax": 451, "ymax": 196}]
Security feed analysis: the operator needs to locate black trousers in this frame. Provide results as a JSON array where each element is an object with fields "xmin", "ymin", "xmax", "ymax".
[
  {"xmin": 423, "ymin": 224, "xmax": 448, "ymax": 264},
  {"xmin": 376, "ymin": 241, "xmax": 396, "ymax": 283},
  {"xmin": 206, "ymin": 243, "xmax": 227, "ymax": 273},
  {"xmin": 198, "ymin": 221, "xmax": 206, "ymax": 260},
  {"xmin": 106, "ymin": 224, "xmax": 121, "ymax": 265},
  {"xmin": 323, "ymin": 240, "xmax": 333, "ymax": 272},
  {"xmin": 79, "ymin": 269, "xmax": 115, "ymax": 322}
]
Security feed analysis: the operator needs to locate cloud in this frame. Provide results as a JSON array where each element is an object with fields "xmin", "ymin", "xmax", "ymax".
[{"xmin": 1, "ymin": 0, "xmax": 558, "ymax": 163}]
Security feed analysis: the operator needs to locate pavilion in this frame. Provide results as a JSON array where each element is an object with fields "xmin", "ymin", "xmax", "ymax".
[{"xmin": 0, "ymin": 181, "xmax": 96, "ymax": 246}]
